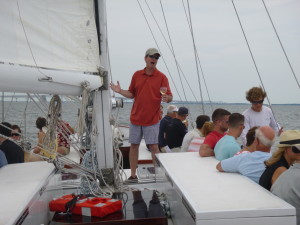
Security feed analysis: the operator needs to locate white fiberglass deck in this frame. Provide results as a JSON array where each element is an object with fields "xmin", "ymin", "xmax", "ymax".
[
  {"xmin": 156, "ymin": 152, "xmax": 296, "ymax": 225},
  {"xmin": 0, "ymin": 161, "xmax": 55, "ymax": 225}
]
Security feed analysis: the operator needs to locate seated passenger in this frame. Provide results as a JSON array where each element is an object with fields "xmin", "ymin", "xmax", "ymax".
[
  {"xmin": 271, "ymin": 162, "xmax": 300, "ymax": 225},
  {"xmin": 216, "ymin": 126, "xmax": 274, "ymax": 183},
  {"xmin": 166, "ymin": 107, "xmax": 189, "ymax": 152},
  {"xmin": 259, "ymin": 130, "xmax": 300, "ymax": 191},
  {"xmin": 187, "ymin": 121, "xmax": 214, "ymax": 152},
  {"xmin": 235, "ymin": 126, "xmax": 259, "ymax": 155},
  {"xmin": 214, "ymin": 113, "xmax": 244, "ymax": 160},
  {"xmin": 57, "ymin": 120, "xmax": 74, "ymax": 155},
  {"xmin": 34, "ymin": 117, "xmax": 74, "ymax": 156},
  {"xmin": 0, "ymin": 122, "xmax": 24, "ymax": 164},
  {"xmin": 158, "ymin": 105, "xmax": 178, "ymax": 152},
  {"xmin": 199, "ymin": 108, "xmax": 231, "ymax": 157},
  {"xmin": 11, "ymin": 125, "xmax": 22, "ymax": 142},
  {"xmin": 33, "ymin": 117, "xmax": 47, "ymax": 154},
  {"xmin": 11, "ymin": 124, "xmax": 36, "ymax": 162},
  {"xmin": 181, "ymin": 115, "xmax": 210, "ymax": 152}
]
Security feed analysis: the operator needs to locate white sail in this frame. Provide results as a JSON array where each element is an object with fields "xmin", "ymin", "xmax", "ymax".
[{"xmin": 0, "ymin": 0, "xmax": 102, "ymax": 94}]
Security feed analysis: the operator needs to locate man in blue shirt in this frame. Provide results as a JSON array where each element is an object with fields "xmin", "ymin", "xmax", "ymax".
[
  {"xmin": 214, "ymin": 113, "xmax": 244, "ymax": 160},
  {"xmin": 216, "ymin": 126, "xmax": 275, "ymax": 183}
]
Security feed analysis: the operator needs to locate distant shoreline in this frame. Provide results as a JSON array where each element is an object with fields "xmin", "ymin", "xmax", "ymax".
[
  {"xmin": 1, "ymin": 95, "xmax": 299, "ymax": 105},
  {"xmin": 121, "ymin": 99, "xmax": 300, "ymax": 106}
]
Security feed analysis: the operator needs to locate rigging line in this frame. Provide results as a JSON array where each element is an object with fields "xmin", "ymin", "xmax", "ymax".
[
  {"xmin": 157, "ymin": 0, "xmax": 197, "ymax": 125},
  {"xmin": 104, "ymin": 17, "xmax": 116, "ymax": 98},
  {"xmin": 144, "ymin": 0, "xmax": 199, "ymax": 104},
  {"xmin": 33, "ymin": 94, "xmax": 49, "ymax": 114},
  {"xmin": 1, "ymin": 92, "xmax": 4, "ymax": 121},
  {"xmin": 16, "ymin": 0, "xmax": 51, "ymax": 80},
  {"xmin": 144, "ymin": 0, "xmax": 203, "ymax": 110},
  {"xmin": 184, "ymin": 0, "xmax": 213, "ymax": 113},
  {"xmin": 22, "ymin": 96, "xmax": 30, "ymax": 142},
  {"xmin": 185, "ymin": 0, "xmax": 205, "ymax": 114},
  {"xmin": 26, "ymin": 94, "xmax": 48, "ymax": 116},
  {"xmin": 107, "ymin": 45, "xmax": 115, "ymax": 98},
  {"xmin": 4, "ymin": 92, "xmax": 16, "ymax": 120},
  {"xmin": 231, "ymin": 0, "xmax": 280, "ymax": 131},
  {"xmin": 156, "ymin": 0, "xmax": 188, "ymax": 103},
  {"xmin": 195, "ymin": 51, "xmax": 214, "ymax": 113},
  {"xmin": 65, "ymin": 96, "xmax": 81, "ymax": 105},
  {"xmin": 34, "ymin": 94, "xmax": 49, "ymax": 110},
  {"xmin": 136, "ymin": 0, "xmax": 183, "ymax": 101},
  {"xmin": 261, "ymin": 0, "xmax": 300, "ymax": 89},
  {"xmin": 181, "ymin": 0, "xmax": 213, "ymax": 113}
]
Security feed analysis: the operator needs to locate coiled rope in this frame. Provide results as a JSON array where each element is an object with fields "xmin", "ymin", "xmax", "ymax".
[{"xmin": 43, "ymin": 95, "xmax": 61, "ymax": 157}]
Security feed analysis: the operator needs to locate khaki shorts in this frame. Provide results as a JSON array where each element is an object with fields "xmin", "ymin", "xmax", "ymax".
[{"xmin": 129, "ymin": 122, "xmax": 159, "ymax": 145}]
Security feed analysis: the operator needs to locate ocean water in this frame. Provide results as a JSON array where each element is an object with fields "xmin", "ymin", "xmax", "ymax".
[
  {"xmin": 1, "ymin": 101, "xmax": 299, "ymax": 146},
  {"xmin": 115, "ymin": 102, "xmax": 300, "ymax": 131}
]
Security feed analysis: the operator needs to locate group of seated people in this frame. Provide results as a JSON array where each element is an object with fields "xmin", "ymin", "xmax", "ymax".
[
  {"xmin": 0, "ymin": 117, "xmax": 74, "ymax": 168},
  {"xmin": 214, "ymin": 121, "xmax": 300, "ymax": 225},
  {"xmin": 158, "ymin": 86, "xmax": 300, "ymax": 224}
]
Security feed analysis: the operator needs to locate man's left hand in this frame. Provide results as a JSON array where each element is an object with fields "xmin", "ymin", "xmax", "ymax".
[{"xmin": 162, "ymin": 94, "xmax": 168, "ymax": 102}]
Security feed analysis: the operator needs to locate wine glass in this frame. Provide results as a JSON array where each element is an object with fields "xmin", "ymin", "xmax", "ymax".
[
  {"xmin": 160, "ymin": 87, "xmax": 167, "ymax": 95},
  {"xmin": 160, "ymin": 87, "xmax": 167, "ymax": 103}
]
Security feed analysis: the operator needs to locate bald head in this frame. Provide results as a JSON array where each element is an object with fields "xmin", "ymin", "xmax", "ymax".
[{"xmin": 255, "ymin": 126, "xmax": 275, "ymax": 149}]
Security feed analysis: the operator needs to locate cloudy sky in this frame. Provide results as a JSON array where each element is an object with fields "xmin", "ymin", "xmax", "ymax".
[{"xmin": 106, "ymin": 0, "xmax": 300, "ymax": 104}]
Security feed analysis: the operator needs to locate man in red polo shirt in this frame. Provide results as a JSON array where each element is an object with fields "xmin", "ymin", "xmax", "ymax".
[
  {"xmin": 199, "ymin": 108, "xmax": 231, "ymax": 157},
  {"xmin": 110, "ymin": 48, "xmax": 172, "ymax": 180}
]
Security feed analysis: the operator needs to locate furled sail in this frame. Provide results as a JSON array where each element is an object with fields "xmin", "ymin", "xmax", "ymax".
[{"xmin": 0, "ymin": 0, "xmax": 103, "ymax": 95}]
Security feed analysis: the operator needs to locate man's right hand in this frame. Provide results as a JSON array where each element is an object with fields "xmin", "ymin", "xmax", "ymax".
[
  {"xmin": 110, "ymin": 82, "xmax": 134, "ymax": 99},
  {"xmin": 110, "ymin": 81, "xmax": 121, "ymax": 93}
]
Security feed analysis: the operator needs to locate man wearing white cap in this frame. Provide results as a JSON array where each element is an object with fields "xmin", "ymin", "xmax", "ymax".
[
  {"xmin": 159, "ymin": 105, "xmax": 178, "ymax": 152},
  {"xmin": 110, "ymin": 48, "xmax": 173, "ymax": 180}
]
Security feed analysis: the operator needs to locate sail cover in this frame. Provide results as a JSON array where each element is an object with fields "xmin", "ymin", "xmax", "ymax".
[{"xmin": 0, "ymin": 0, "xmax": 100, "ymax": 73}]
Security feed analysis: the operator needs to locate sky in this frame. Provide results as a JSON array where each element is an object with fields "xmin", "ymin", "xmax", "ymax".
[{"xmin": 106, "ymin": 0, "xmax": 300, "ymax": 104}]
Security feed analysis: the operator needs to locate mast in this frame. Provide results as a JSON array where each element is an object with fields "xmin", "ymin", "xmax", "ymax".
[{"xmin": 94, "ymin": 0, "xmax": 114, "ymax": 169}]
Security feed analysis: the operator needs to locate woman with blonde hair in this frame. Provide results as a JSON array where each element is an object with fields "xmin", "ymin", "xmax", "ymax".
[{"xmin": 259, "ymin": 130, "xmax": 300, "ymax": 190}]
